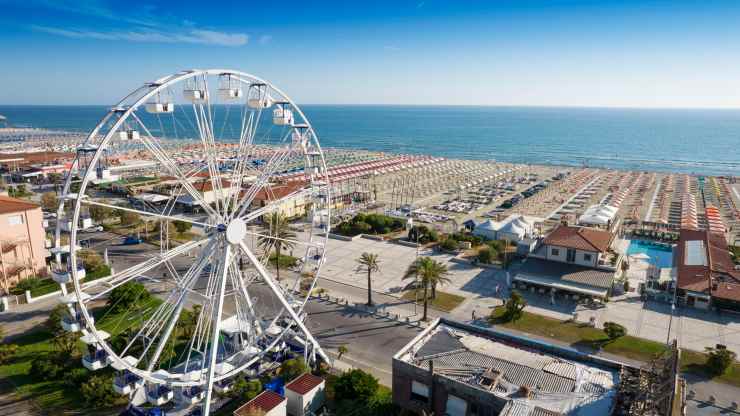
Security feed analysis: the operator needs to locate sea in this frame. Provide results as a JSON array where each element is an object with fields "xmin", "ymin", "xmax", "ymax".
[{"xmin": 0, "ymin": 105, "xmax": 739, "ymax": 176}]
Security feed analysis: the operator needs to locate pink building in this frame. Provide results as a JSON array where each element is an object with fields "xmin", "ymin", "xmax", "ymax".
[{"xmin": 0, "ymin": 196, "xmax": 47, "ymax": 294}]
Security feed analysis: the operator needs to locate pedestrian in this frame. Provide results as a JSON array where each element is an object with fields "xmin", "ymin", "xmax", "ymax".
[
  {"xmin": 495, "ymin": 284, "xmax": 500, "ymax": 296},
  {"xmin": 471, "ymin": 310, "xmax": 477, "ymax": 321}
]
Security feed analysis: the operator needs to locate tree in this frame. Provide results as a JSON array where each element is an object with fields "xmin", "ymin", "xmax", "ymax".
[
  {"xmin": 439, "ymin": 237, "xmax": 459, "ymax": 251},
  {"xmin": 118, "ymin": 210, "xmax": 140, "ymax": 226},
  {"xmin": 338, "ymin": 345, "xmax": 348, "ymax": 359},
  {"xmin": 258, "ymin": 212, "xmax": 296, "ymax": 281},
  {"xmin": 403, "ymin": 257, "xmax": 451, "ymax": 321},
  {"xmin": 40, "ymin": 192, "xmax": 58, "ymax": 211},
  {"xmin": 503, "ymin": 290, "xmax": 527, "ymax": 322},
  {"xmin": 603, "ymin": 321, "xmax": 626, "ymax": 341},
  {"xmin": 279, "ymin": 357, "xmax": 308, "ymax": 382},
  {"xmin": 356, "ymin": 252, "xmax": 381, "ymax": 306},
  {"xmin": 705, "ymin": 344, "xmax": 737, "ymax": 376},
  {"xmin": 230, "ymin": 376, "xmax": 262, "ymax": 401},
  {"xmin": 80, "ymin": 374, "xmax": 117, "ymax": 408},
  {"xmin": 107, "ymin": 281, "xmax": 151, "ymax": 313},
  {"xmin": 333, "ymin": 369, "xmax": 379, "ymax": 403},
  {"xmin": 173, "ymin": 220, "xmax": 192, "ymax": 234},
  {"xmin": 45, "ymin": 304, "xmax": 68, "ymax": 335},
  {"xmin": 89, "ymin": 204, "xmax": 113, "ymax": 223},
  {"xmin": 52, "ymin": 331, "xmax": 79, "ymax": 356},
  {"xmin": 178, "ymin": 305, "xmax": 201, "ymax": 339}
]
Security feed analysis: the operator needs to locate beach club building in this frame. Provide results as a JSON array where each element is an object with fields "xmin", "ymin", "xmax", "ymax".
[
  {"xmin": 675, "ymin": 229, "xmax": 740, "ymax": 311},
  {"xmin": 513, "ymin": 225, "xmax": 622, "ymax": 300}
]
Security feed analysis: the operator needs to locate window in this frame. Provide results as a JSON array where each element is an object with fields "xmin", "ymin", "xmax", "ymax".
[
  {"xmin": 583, "ymin": 253, "xmax": 592, "ymax": 262},
  {"xmin": 411, "ymin": 381, "xmax": 429, "ymax": 403},
  {"xmin": 550, "ymin": 248, "xmax": 560, "ymax": 256},
  {"xmin": 7, "ymin": 215, "xmax": 23, "ymax": 226},
  {"xmin": 445, "ymin": 395, "xmax": 467, "ymax": 416}
]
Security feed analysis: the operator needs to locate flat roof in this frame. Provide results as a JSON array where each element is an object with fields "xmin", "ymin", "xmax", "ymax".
[{"xmin": 395, "ymin": 318, "xmax": 622, "ymax": 416}]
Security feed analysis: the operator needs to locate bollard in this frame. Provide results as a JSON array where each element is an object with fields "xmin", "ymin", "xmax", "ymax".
[{"xmin": 395, "ymin": 313, "xmax": 400, "ymax": 320}]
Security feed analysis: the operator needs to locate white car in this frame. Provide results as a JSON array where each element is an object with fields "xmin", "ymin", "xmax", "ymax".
[{"xmin": 82, "ymin": 225, "xmax": 104, "ymax": 233}]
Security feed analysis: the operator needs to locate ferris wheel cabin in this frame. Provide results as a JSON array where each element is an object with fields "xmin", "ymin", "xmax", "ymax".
[
  {"xmin": 112, "ymin": 356, "xmax": 143, "ymax": 395},
  {"xmin": 81, "ymin": 330, "xmax": 110, "ymax": 371}
]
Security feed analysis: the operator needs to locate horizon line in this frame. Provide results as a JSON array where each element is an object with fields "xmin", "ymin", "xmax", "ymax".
[{"xmin": 2, "ymin": 103, "xmax": 740, "ymax": 111}]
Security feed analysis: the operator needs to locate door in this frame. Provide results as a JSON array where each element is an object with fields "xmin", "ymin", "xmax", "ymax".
[{"xmin": 566, "ymin": 248, "xmax": 576, "ymax": 263}]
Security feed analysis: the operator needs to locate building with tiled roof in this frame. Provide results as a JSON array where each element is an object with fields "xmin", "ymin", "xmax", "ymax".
[
  {"xmin": 676, "ymin": 229, "xmax": 740, "ymax": 310},
  {"xmin": 514, "ymin": 225, "xmax": 622, "ymax": 300},
  {"xmin": 285, "ymin": 373, "xmax": 325, "ymax": 416},
  {"xmin": 234, "ymin": 390, "xmax": 286, "ymax": 416},
  {"xmin": 0, "ymin": 196, "xmax": 47, "ymax": 294}
]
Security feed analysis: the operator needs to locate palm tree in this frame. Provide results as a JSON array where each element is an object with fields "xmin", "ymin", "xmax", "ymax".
[
  {"xmin": 403, "ymin": 257, "xmax": 451, "ymax": 321},
  {"xmin": 258, "ymin": 212, "xmax": 296, "ymax": 281},
  {"xmin": 355, "ymin": 252, "xmax": 381, "ymax": 306}
]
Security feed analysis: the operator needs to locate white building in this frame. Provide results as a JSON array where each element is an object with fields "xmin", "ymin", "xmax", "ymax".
[{"xmin": 285, "ymin": 373, "xmax": 325, "ymax": 416}]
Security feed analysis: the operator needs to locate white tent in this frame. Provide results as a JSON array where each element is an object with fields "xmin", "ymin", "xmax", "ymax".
[
  {"xmin": 473, "ymin": 219, "xmax": 499, "ymax": 240},
  {"xmin": 498, "ymin": 216, "xmax": 532, "ymax": 241},
  {"xmin": 578, "ymin": 204, "xmax": 618, "ymax": 226}
]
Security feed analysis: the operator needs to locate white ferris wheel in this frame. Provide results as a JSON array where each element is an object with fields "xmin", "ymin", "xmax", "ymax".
[{"xmin": 51, "ymin": 69, "xmax": 332, "ymax": 414}]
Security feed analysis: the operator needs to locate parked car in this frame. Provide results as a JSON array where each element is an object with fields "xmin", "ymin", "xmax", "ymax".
[{"xmin": 123, "ymin": 235, "xmax": 142, "ymax": 245}]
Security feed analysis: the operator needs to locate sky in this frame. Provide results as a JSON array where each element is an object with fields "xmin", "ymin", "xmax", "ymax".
[{"xmin": 1, "ymin": 0, "xmax": 740, "ymax": 108}]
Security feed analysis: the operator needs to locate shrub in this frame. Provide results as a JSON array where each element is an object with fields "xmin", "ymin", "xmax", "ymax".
[
  {"xmin": 64, "ymin": 367, "xmax": 90, "ymax": 387},
  {"xmin": 333, "ymin": 369, "xmax": 379, "ymax": 403},
  {"xmin": 0, "ymin": 344, "xmax": 18, "ymax": 364},
  {"xmin": 439, "ymin": 237, "xmax": 459, "ymax": 251},
  {"xmin": 45, "ymin": 304, "xmax": 67, "ymax": 335},
  {"xmin": 705, "ymin": 344, "xmax": 737, "ymax": 376},
  {"xmin": 118, "ymin": 210, "xmax": 140, "ymax": 226},
  {"xmin": 14, "ymin": 277, "xmax": 43, "ymax": 294},
  {"xmin": 80, "ymin": 374, "xmax": 118, "ymax": 408},
  {"xmin": 279, "ymin": 357, "xmax": 308, "ymax": 382},
  {"xmin": 31, "ymin": 356, "xmax": 65, "ymax": 380},
  {"xmin": 78, "ymin": 249, "xmax": 104, "ymax": 272},
  {"xmin": 230, "ymin": 376, "xmax": 262, "ymax": 401},
  {"xmin": 603, "ymin": 322, "xmax": 627, "ymax": 340},
  {"xmin": 477, "ymin": 247, "xmax": 494, "ymax": 264},
  {"xmin": 173, "ymin": 220, "xmax": 192, "ymax": 234}
]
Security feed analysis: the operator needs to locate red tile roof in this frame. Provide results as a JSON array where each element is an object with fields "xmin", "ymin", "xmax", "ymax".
[
  {"xmin": 252, "ymin": 183, "xmax": 304, "ymax": 202},
  {"xmin": 543, "ymin": 225, "xmax": 613, "ymax": 253},
  {"xmin": 234, "ymin": 390, "xmax": 285, "ymax": 415},
  {"xmin": 285, "ymin": 373, "xmax": 324, "ymax": 395},
  {"xmin": 0, "ymin": 195, "xmax": 40, "ymax": 215}
]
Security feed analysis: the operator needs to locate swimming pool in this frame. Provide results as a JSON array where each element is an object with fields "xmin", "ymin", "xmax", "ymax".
[{"xmin": 626, "ymin": 240, "xmax": 674, "ymax": 268}]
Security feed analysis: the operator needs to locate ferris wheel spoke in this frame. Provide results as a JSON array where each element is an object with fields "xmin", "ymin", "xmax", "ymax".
[
  {"xmin": 237, "ymin": 240, "xmax": 330, "ymax": 364},
  {"xmin": 227, "ymin": 257, "xmax": 263, "ymax": 338},
  {"xmin": 129, "ymin": 112, "xmax": 221, "ymax": 220},
  {"xmin": 85, "ymin": 237, "xmax": 210, "ymax": 302},
  {"xmin": 202, "ymin": 243, "xmax": 231, "ymax": 415},
  {"xmin": 135, "ymin": 239, "xmax": 216, "ymax": 370},
  {"xmin": 232, "ymin": 135, "xmax": 296, "ymax": 219},
  {"xmin": 80, "ymin": 199, "xmax": 213, "ymax": 229},
  {"xmin": 238, "ymin": 186, "xmax": 316, "ymax": 225}
]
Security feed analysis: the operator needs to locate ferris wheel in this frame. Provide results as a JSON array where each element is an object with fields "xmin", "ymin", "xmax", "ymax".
[{"xmin": 51, "ymin": 69, "xmax": 332, "ymax": 414}]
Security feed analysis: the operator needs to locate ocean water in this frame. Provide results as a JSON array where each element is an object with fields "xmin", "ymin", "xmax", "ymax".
[{"xmin": 0, "ymin": 105, "xmax": 738, "ymax": 176}]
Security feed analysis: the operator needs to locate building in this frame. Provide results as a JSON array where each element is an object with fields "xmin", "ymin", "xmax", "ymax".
[
  {"xmin": 0, "ymin": 196, "xmax": 47, "ymax": 294},
  {"xmin": 675, "ymin": 229, "xmax": 740, "ymax": 311},
  {"xmin": 285, "ymin": 373, "xmax": 325, "ymax": 416},
  {"xmin": 250, "ymin": 183, "xmax": 308, "ymax": 219},
  {"xmin": 514, "ymin": 225, "xmax": 622, "ymax": 300},
  {"xmin": 234, "ymin": 390, "xmax": 287, "ymax": 416},
  {"xmin": 393, "ymin": 318, "xmax": 683, "ymax": 416}
]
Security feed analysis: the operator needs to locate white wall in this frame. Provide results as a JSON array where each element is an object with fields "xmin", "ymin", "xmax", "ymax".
[
  {"xmin": 286, "ymin": 382, "xmax": 325, "ymax": 416},
  {"xmin": 544, "ymin": 244, "xmax": 598, "ymax": 267}
]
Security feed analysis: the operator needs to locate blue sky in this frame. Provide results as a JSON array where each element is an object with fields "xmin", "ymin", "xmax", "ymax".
[{"xmin": 1, "ymin": 0, "xmax": 740, "ymax": 107}]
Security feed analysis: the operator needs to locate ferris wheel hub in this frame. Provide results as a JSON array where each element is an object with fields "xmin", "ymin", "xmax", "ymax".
[{"xmin": 225, "ymin": 218, "xmax": 247, "ymax": 245}]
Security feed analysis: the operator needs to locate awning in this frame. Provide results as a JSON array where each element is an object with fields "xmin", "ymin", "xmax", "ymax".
[{"xmin": 514, "ymin": 273, "xmax": 608, "ymax": 297}]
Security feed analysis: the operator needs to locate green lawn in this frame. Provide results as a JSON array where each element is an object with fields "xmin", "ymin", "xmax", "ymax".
[
  {"xmin": 0, "ymin": 297, "xmax": 162, "ymax": 413},
  {"xmin": 488, "ymin": 307, "xmax": 668, "ymax": 363},
  {"xmin": 401, "ymin": 290, "xmax": 466, "ymax": 312},
  {"xmin": 489, "ymin": 307, "xmax": 740, "ymax": 388}
]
